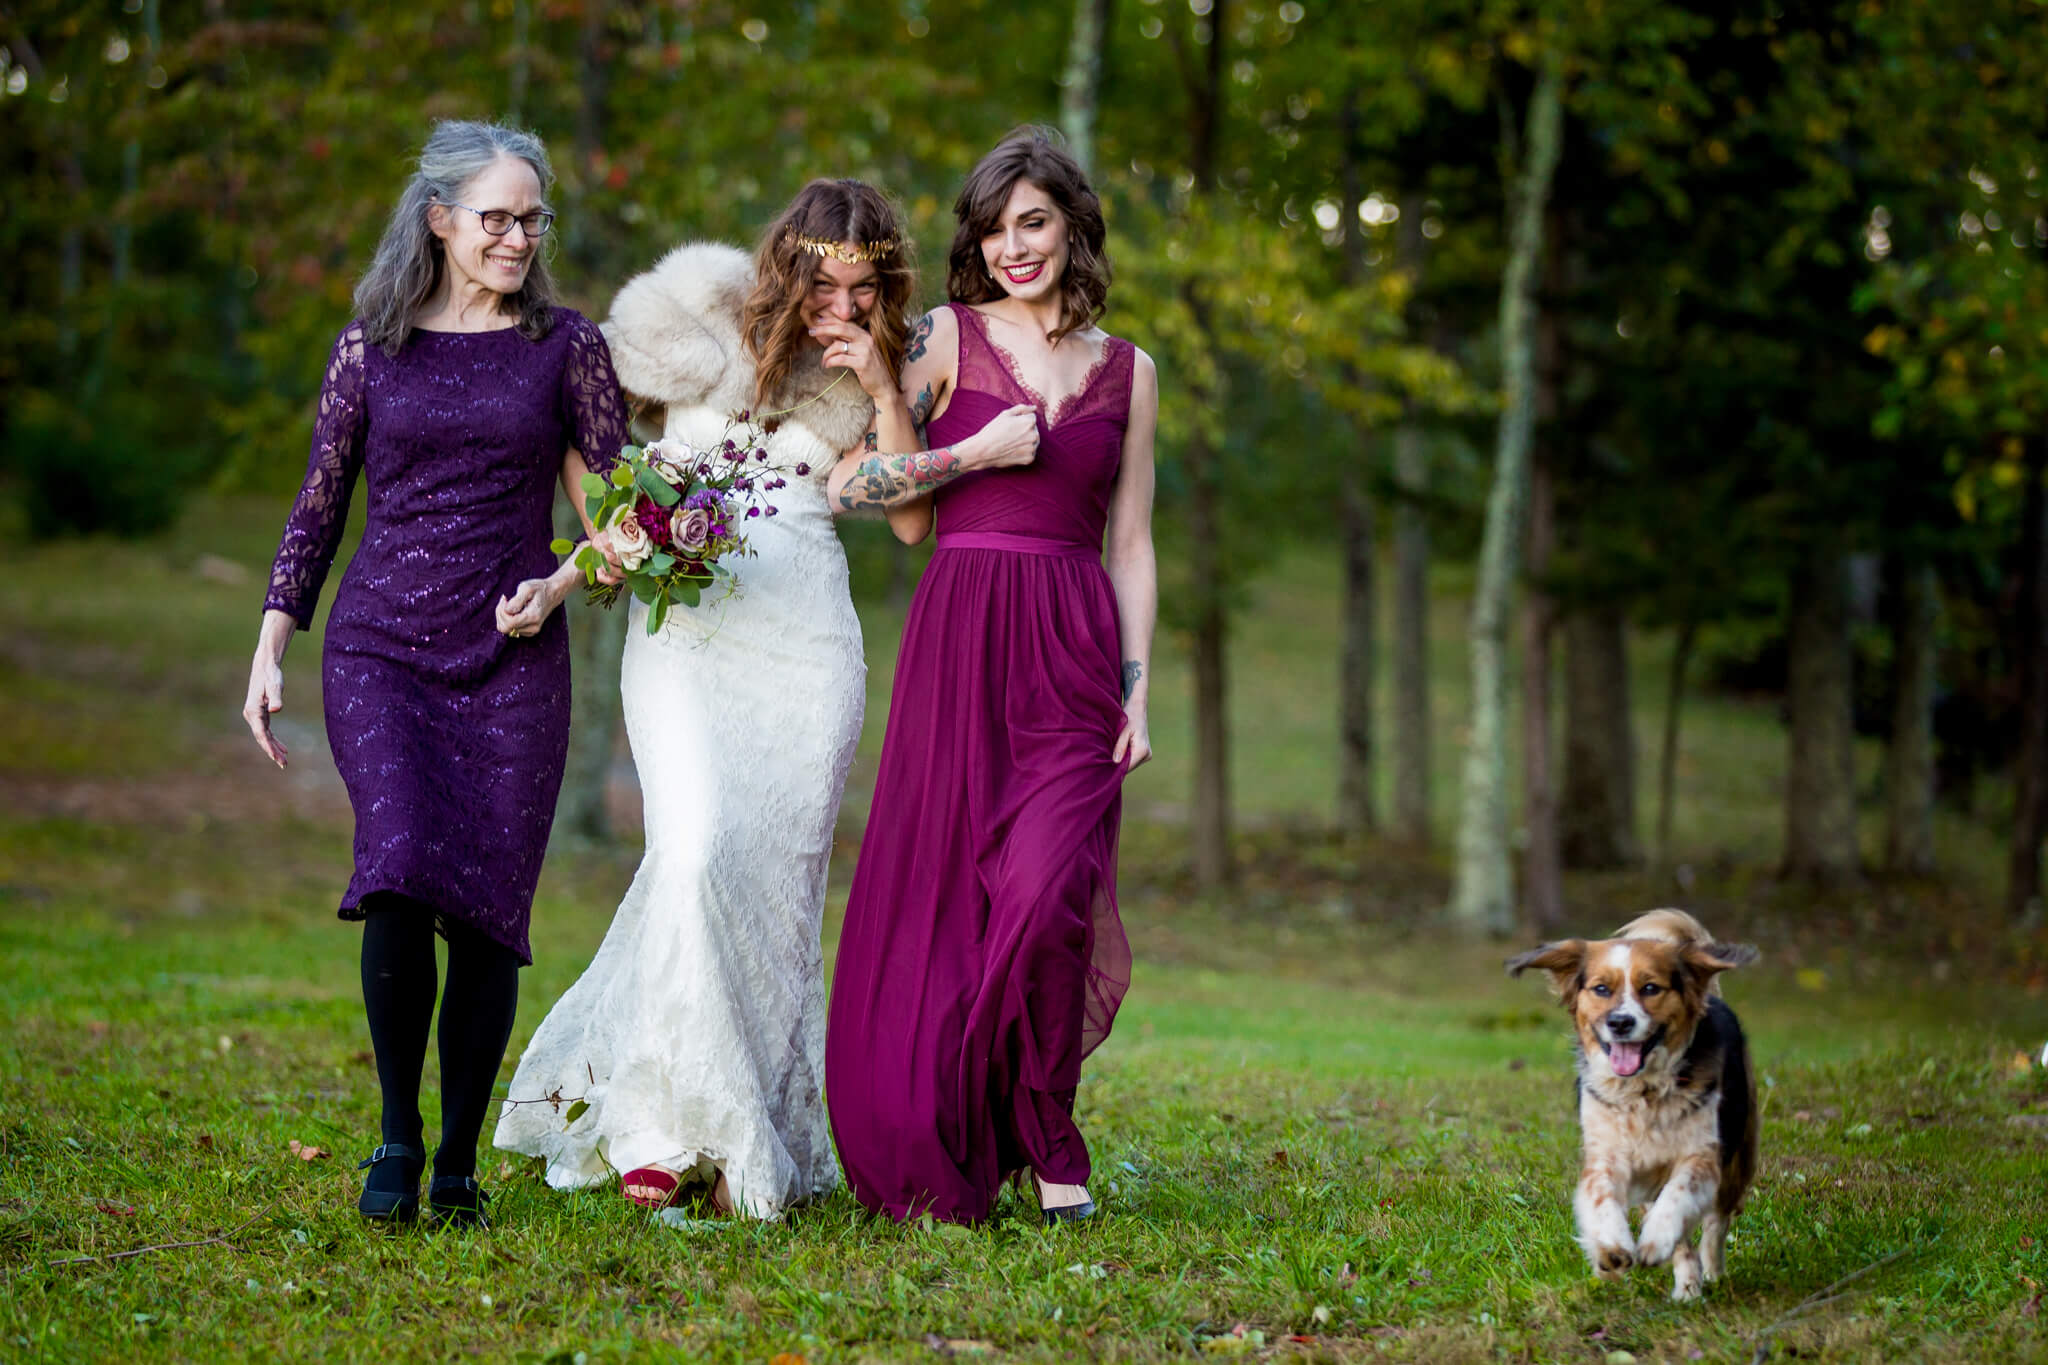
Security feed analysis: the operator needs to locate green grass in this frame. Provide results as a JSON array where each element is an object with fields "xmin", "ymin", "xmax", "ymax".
[{"xmin": 3, "ymin": 495, "xmax": 2046, "ymax": 1362}]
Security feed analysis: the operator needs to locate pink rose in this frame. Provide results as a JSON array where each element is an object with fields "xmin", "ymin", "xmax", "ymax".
[
  {"xmin": 671, "ymin": 506, "xmax": 712, "ymax": 554},
  {"xmin": 608, "ymin": 506, "xmax": 652, "ymax": 570}
]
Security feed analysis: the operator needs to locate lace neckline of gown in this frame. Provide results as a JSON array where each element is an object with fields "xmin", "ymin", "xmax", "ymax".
[{"xmin": 957, "ymin": 305, "xmax": 1123, "ymax": 430}]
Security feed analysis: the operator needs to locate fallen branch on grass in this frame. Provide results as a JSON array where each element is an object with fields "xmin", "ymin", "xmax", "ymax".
[
  {"xmin": 1746, "ymin": 1244, "xmax": 1918, "ymax": 1364},
  {"xmin": 47, "ymin": 1206, "xmax": 273, "ymax": 1269}
]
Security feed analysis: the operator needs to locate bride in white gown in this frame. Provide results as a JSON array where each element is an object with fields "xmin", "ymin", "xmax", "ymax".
[{"xmin": 493, "ymin": 181, "xmax": 1036, "ymax": 1218}]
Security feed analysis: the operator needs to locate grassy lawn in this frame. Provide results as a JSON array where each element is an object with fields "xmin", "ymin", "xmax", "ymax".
[{"xmin": 3, "ymin": 495, "xmax": 2045, "ymax": 1362}]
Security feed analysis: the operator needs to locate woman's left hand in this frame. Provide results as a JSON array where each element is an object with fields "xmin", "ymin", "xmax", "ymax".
[
  {"xmin": 1112, "ymin": 707, "xmax": 1152, "ymax": 771},
  {"xmin": 811, "ymin": 319, "xmax": 893, "ymax": 401},
  {"xmin": 496, "ymin": 568, "xmax": 571, "ymax": 638}
]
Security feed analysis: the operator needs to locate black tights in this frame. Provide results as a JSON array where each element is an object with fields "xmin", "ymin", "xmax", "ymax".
[{"xmin": 359, "ymin": 895, "xmax": 521, "ymax": 1182}]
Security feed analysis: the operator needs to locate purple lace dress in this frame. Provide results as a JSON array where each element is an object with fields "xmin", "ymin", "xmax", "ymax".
[
  {"xmin": 826, "ymin": 303, "xmax": 1136, "ymax": 1223},
  {"xmin": 264, "ymin": 312, "xmax": 629, "ymax": 964}
]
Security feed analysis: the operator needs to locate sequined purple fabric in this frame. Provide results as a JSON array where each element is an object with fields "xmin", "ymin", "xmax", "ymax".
[{"xmin": 264, "ymin": 311, "xmax": 629, "ymax": 964}]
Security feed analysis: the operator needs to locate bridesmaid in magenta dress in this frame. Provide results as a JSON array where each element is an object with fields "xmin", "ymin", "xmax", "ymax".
[{"xmin": 827, "ymin": 129, "xmax": 1159, "ymax": 1225}]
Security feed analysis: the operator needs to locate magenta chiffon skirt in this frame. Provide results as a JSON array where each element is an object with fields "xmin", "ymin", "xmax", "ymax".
[{"xmin": 826, "ymin": 531, "xmax": 1133, "ymax": 1223}]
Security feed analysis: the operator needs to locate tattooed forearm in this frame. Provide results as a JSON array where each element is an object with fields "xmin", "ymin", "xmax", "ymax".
[
  {"xmin": 1122, "ymin": 661, "xmax": 1144, "ymax": 703},
  {"xmin": 836, "ymin": 446, "xmax": 963, "ymax": 512},
  {"xmin": 904, "ymin": 312, "xmax": 935, "ymax": 364}
]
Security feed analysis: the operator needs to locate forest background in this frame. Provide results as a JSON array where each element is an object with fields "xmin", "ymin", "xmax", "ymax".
[
  {"xmin": 4, "ymin": 1, "xmax": 2048, "ymax": 1361},
  {"xmin": 8, "ymin": 0, "xmax": 2048, "ymax": 925}
]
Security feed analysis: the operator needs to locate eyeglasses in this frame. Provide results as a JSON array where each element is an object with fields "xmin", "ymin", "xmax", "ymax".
[{"xmin": 443, "ymin": 202, "xmax": 556, "ymax": 237}]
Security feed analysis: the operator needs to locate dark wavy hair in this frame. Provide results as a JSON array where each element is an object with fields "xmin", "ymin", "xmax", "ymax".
[
  {"xmin": 946, "ymin": 127, "xmax": 1110, "ymax": 345},
  {"xmin": 742, "ymin": 179, "xmax": 915, "ymax": 413},
  {"xmin": 354, "ymin": 120, "xmax": 559, "ymax": 356}
]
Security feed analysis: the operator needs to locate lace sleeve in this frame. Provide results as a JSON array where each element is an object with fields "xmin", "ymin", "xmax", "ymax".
[
  {"xmin": 264, "ymin": 322, "xmax": 368, "ymax": 630},
  {"xmin": 563, "ymin": 312, "xmax": 629, "ymax": 475}
]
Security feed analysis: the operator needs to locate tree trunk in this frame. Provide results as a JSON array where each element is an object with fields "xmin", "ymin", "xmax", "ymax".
[
  {"xmin": 1182, "ymin": 0, "xmax": 1233, "ymax": 889},
  {"xmin": 2008, "ymin": 440, "xmax": 2048, "ymax": 923},
  {"xmin": 1334, "ymin": 84, "xmax": 1376, "ymax": 837},
  {"xmin": 1448, "ymin": 52, "xmax": 1565, "ymax": 936},
  {"xmin": 1059, "ymin": 0, "xmax": 1112, "ymax": 178},
  {"xmin": 1519, "ymin": 209, "xmax": 1566, "ymax": 934},
  {"xmin": 1338, "ymin": 463, "xmax": 1377, "ymax": 834},
  {"xmin": 1783, "ymin": 543, "xmax": 1861, "ymax": 884},
  {"xmin": 1654, "ymin": 616, "xmax": 1696, "ymax": 874},
  {"xmin": 1884, "ymin": 557, "xmax": 1938, "ymax": 876},
  {"xmin": 1391, "ymin": 193, "xmax": 1432, "ymax": 848},
  {"xmin": 1188, "ymin": 423, "xmax": 1232, "ymax": 889},
  {"xmin": 1393, "ymin": 423, "xmax": 1430, "ymax": 845},
  {"xmin": 507, "ymin": 0, "xmax": 531, "ymax": 123},
  {"xmin": 1561, "ymin": 609, "xmax": 1640, "ymax": 867}
]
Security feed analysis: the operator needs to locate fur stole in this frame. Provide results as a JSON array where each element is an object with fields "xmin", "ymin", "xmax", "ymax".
[{"xmin": 602, "ymin": 241, "xmax": 875, "ymax": 456}]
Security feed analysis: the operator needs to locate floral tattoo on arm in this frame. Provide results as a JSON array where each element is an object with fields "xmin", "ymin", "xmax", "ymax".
[
  {"xmin": 836, "ymin": 446, "xmax": 963, "ymax": 512},
  {"xmin": 1122, "ymin": 661, "xmax": 1144, "ymax": 703}
]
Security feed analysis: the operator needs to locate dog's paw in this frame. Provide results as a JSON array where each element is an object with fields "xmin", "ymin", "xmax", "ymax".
[
  {"xmin": 1593, "ymin": 1244, "xmax": 1635, "ymax": 1280},
  {"xmin": 1635, "ymin": 1233, "xmax": 1674, "ymax": 1266},
  {"xmin": 1669, "ymin": 1272, "xmax": 1703, "ymax": 1302}
]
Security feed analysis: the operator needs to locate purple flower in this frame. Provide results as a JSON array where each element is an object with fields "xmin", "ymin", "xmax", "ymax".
[
  {"xmin": 795, "ymin": 463, "xmax": 811, "ymax": 476},
  {"xmin": 746, "ymin": 507, "xmax": 761, "ymax": 518},
  {"xmin": 670, "ymin": 505, "xmax": 712, "ymax": 554},
  {"xmin": 765, "ymin": 506, "xmax": 779, "ymax": 517}
]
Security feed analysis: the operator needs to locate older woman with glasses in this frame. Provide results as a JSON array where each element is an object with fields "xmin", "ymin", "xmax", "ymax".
[{"xmin": 242, "ymin": 120, "xmax": 628, "ymax": 1229}]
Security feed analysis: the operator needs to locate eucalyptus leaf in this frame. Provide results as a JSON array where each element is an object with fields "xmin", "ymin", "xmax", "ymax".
[
  {"xmin": 649, "ymin": 593, "xmax": 670, "ymax": 635},
  {"xmin": 678, "ymin": 581, "xmax": 702, "ymax": 608},
  {"xmin": 609, "ymin": 464, "xmax": 636, "ymax": 489},
  {"xmin": 636, "ymin": 466, "xmax": 681, "ymax": 507},
  {"xmin": 549, "ymin": 537, "xmax": 574, "ymax": 555},
  {"xmin": 580, "ymin": 473, "xmax": 606, "ymax": 496},
  {"xmin": 646, "ymin": 552, "xmax": 675, "ymax": 574}
]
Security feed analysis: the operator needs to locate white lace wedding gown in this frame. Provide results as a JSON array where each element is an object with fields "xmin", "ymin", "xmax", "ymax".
[{"xmin": 493, "ymin": 243, "xmax": 872, "ymax": 1219}]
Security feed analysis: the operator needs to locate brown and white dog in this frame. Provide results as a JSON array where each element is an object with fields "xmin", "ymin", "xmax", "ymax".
[{"xmin": 1507, "ymin": 909, "xmax": 1759, "ymax": 1301}]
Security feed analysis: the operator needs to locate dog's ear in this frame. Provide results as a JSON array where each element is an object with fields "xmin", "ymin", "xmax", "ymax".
[
  {"xmin": 1506, "ymin": 940, "xmax": 1587, "ymax": 1000},
  {"xmin": 1682, "ymin": 940, "xmax": 1759, "ymax": 980}
]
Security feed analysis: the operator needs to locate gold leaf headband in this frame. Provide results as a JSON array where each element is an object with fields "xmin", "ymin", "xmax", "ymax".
[{"xmin": 789, "ymin": 232, "xmax": 900, "ymax": 264}]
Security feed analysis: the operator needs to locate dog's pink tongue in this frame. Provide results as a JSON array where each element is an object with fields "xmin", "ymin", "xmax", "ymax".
[{"xmin": 1609, "ymin": 1041, "xmax": 1645, "ymax": 1077}]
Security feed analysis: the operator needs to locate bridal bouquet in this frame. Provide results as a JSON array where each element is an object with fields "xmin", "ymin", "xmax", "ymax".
[{"xmin": 554, "ymin": 424, "xmax": 786, "ymax": 635}]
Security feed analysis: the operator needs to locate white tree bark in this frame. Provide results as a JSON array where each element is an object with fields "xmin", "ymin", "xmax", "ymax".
[{"xmin": 1447, "ymin": 53, "xmax": 1565, "ymax": 936}]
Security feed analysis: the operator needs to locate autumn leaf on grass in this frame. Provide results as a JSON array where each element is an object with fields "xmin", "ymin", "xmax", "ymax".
[
  {"xmin": 768, "ymin": 1354, "xmax": 809, "ymax": 1365},
  {"xmin": 286, "ymin": 1140, "xmax": 329, "ymax": 1162},
  {"xmin": 92, "ymin": 1200, "xmax": 137, "ymax": 1217}
]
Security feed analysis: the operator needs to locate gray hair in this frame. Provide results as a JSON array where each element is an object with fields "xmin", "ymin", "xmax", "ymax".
[{"xmin": 355, "ymin": 120, "xmax": 560, "ymax": 355}]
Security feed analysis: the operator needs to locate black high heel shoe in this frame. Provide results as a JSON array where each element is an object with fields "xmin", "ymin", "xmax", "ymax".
[
  {"xmin": 428, "ymin": 1175, "xmax": 491, "ymax": 1230},
  {"xmin": 356, "ymin": 1142, "xmax": 424, "ymax": 1223}
]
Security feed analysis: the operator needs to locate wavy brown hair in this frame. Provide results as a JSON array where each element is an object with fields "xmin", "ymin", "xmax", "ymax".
[
  {"xmin": 742, "ymin": 179, "xmax": 915, "ymax": 413},
  {"xmin": 946, "ymin": 128, "xmax": 1110, "ymax": 345}
]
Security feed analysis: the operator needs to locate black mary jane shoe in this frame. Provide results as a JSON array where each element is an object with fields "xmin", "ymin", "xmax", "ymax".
[
  {"xmin": 356, "ymin": 1142, "xmax": 425, "ymax": 1223},
  {"xmin": 1042, "ymin": 1198, "xmax": 1097, "ymax": 1228},
  {"xmin": 427, "ymin": 1175, "xmax": 491, "ymax": 1231}
]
